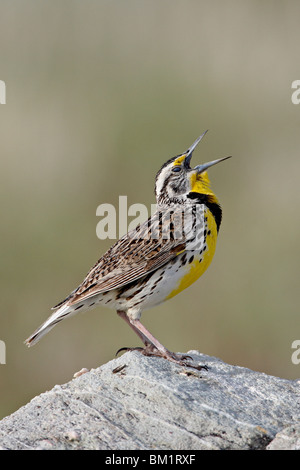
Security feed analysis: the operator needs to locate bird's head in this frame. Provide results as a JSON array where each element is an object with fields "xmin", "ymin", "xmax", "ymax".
[{"xmin": 155, "ymin": 131, "xmax": 230, "ymax": 205}]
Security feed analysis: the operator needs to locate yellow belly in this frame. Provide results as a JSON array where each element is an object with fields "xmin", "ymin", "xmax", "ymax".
[{"xmin": 166, "ymin": 208, "xmax": 218, "ymax": 300}]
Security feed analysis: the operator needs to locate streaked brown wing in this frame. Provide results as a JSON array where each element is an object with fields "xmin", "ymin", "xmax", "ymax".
[{"xmin": 65, "ymin": 208, "xmax": 187, "ymax": 306}]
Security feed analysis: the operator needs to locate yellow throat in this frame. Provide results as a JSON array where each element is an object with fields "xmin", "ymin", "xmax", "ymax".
[{"xmin": 166, "ymin": 171, "xmax": 219, "ymax": 299}]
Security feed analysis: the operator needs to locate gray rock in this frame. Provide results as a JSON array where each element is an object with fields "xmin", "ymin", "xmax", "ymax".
[
  {"xmin": 266, "ymin": 425, "xmax": 300, "ymax": 450},
  {"xmin": 0, "ymin": 351, "xmax": 299, "ymax": 450}
]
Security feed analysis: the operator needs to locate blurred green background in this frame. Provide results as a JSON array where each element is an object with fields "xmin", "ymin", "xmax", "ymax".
[{"xmin": 0, "ymin": 0, "xmax": 299, "ymax": 420}]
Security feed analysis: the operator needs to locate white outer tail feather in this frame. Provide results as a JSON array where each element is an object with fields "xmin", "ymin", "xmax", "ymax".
[{"xmin": 24, "ymin": 303, "xmax": 76, "ymax": 347}]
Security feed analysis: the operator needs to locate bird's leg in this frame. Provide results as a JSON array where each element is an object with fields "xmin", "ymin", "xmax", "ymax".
[
  {"xmin": 116, "ymin": 310, "xmax": 207, "ymax": 371},
  {"xmin": 116, "ymin": 310, "xmax": 152, "ymax": 354},
  {"xmin": 117, "ymin": 310, "xmax": 169, "ymax": 355}
]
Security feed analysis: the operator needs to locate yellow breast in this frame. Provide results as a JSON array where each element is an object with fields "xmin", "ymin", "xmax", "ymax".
[{"xmin": 166, "ymin": 207, "xmax": 218, "ymax": 300}]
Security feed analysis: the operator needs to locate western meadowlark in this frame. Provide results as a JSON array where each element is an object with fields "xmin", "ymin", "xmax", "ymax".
[{"xmin": 25, "ymin": 131, "xmax": 230, "ymax": 370}]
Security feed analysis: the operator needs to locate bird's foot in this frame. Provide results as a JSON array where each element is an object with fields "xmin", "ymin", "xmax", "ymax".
[
  {"xmin": 117, "ymin": 344, "xmax": 208, "ymax": 371},
  {"xmin": 144, "ymin": 346, "xmax": 208, "ymax": 371}
]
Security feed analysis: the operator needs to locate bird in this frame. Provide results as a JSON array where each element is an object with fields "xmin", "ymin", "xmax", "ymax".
[{"xmin": 25, "ymin": 131, "xmax": 231, "ymax": 370}]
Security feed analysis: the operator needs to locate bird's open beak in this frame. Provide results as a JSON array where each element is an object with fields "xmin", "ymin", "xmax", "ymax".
[
  {"xmin": 183, "ymin": 130, "xmax": 208, "ymax": 168},
  {"xmin": 194, "ymin": 155, "xmax": 231, "ymax": 174},
  {"xmin": 183, "ymin": 131, "xmax": 231, "ymax": 173}
]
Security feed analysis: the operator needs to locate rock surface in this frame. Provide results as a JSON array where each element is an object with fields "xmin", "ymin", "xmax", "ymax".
[{"xmin": 0, "ymin": 351, "xmax": 299, "ymax": 450}]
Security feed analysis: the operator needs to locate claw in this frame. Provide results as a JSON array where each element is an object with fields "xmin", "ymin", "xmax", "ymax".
[
  {"xmin": 162, "ymin": 351, "xmax": 208, "ymax": 371},
  {"xmin": 115, "ymin": 346, "xmax": 143, "ymax": 356},
  {"xmin": 178, "ymin": 354, "xmax": 193, "ymax": 361},
  {"xmin": 182, "ymin": 362, "xmax": 209, "ymax": 371}
]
